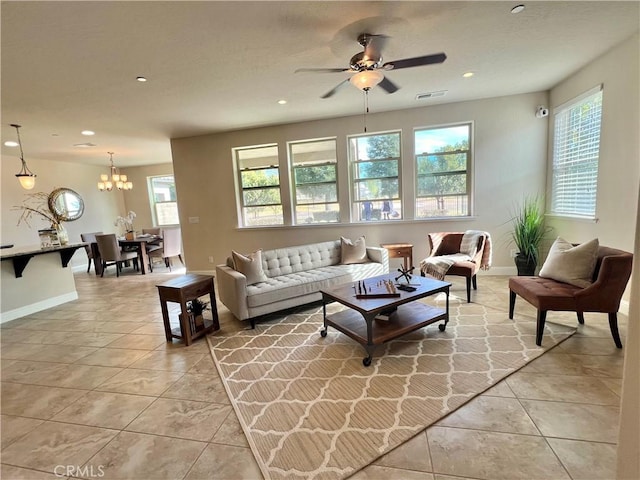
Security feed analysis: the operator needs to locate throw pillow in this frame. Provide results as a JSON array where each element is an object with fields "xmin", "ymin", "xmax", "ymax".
[
  {"xmin": 539, "ymin": 237, "xmax": 599, "ymax": 288},
  {"xmin": 460, "ymin": 230, "xmax": 482, "ymax": 258},
  {"xmin": 232, "ymin": 249, "xmax": 268, "ymax": 285},
  {"xmin": 340, "ymin": 236, "xmax": 368, "ymax": 264}
]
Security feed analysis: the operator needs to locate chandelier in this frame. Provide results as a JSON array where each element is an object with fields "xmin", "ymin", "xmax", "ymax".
[
  {"xmin": 97, "ymin": 152, "xmax": 132, "ymax": 191},
  {"xmin": 10, "ymin": 124, "xmax": 37, "ymax": 190}
]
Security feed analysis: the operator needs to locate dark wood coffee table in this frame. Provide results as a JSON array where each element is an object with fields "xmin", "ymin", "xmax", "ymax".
[{"xmin": 320, "ymin": 273, "xmax": 451, "ymax": 366}]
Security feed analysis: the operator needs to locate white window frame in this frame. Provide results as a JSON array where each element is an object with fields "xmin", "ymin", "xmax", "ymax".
[
  {"xmin": 550, "ymin": 85, "xmax": 603, "ymax": 219},
  {"xmin": 148, "ymin": 175, "xmax": 180, "ymax": 226},
  {"xmin": 233, "ymin": 144, "xmax": 284, "ymax": 227},
  {"xmin": 414, "ymin": 123, "xmax": 472, "ymax": 218},
  {"xmin": 348, "ymin": 131, "xmax": 402, "ymax": 222},
  {"xmin": 288, "ymin": 138, "xmax": 339, "ymax": 225}
]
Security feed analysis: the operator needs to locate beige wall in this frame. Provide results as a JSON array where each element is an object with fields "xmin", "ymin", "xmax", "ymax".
[
  {"xmin": 1, "ymin": 156, "xmax": 124, "ymax": 268},
  {"xmin": 171, "ymin": 91, "xmax": 549, "ymax": 272},
  {"xmin": 547, "ymin": 33, "xmax": 639, "ymax": 254},
  {"xmin": 120, "ymin": 163, "xmax": 174, "ymax": 231},
  {"xmin": 542, "ymin": 33, "xmax": 639, "ymax": 479}
]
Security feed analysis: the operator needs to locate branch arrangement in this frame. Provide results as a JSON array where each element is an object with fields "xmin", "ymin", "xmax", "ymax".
[{"xmin": 13, "ymin": 191, "xmax": 62, "ymax": 228}]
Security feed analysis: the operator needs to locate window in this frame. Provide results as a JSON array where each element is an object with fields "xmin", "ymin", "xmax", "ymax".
[
  {"xmin": 234, "ymin": 145, "xmax": 283, "ymax": 227},
  {"xmin": 349, "ymin": 132, "xmax": 402, "ymax": 221},
  {"xmin": 149, "ymin": 175, "xmax": 179, "ymax": 225},
  {"xmin": 289, "ymin": 138, "xmax": 339, "ymax": 224},
  {"xmin": 551, "ymin": 86, "xmax": 603, "ymax": 218},
  {"xmin": 414, "ymin": 123, "xmax": 471, "ymax": 218}
]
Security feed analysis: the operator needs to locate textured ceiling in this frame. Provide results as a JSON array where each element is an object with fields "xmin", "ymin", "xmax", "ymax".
[{"xmin": 1, "ymin": 1, "xmax": 638, "ymax": 167}]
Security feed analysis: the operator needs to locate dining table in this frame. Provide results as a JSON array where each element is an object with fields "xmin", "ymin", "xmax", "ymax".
[{"xmin": 90, "ymin": 234, "xmax": 162, "ymax": 276}]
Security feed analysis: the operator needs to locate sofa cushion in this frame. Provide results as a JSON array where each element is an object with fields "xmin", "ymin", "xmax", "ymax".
[
  {"xmin": 539, "ymin": 237, "xmax": 599, "ymax": 288},
  {"xmin": 246, "ymin": 262, "xmax": 384, "ymax": 308},
  {"xmin": 246, "ymin": 267, "xmax": 351, "ymax": 308},
  {"xmin": 232, "ymin": 249, "xmax": 268, "ymax": 285},
  {"xmin": 261, "ymin": 241, "xmax": 341, "ymax": 277},
  {"xmin": 341, "ymin": 236, "xmax": 367, "ymax": 264}
]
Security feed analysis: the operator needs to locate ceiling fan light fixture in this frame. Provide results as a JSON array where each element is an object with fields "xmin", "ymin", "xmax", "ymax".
[{"xmin": 350, "ymin": 70, "xmax": 384, "ymax": 91}]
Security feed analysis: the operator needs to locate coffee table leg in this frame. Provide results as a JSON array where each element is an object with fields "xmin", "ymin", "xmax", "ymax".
[
  {"xmin": 362, "ymin": 315, "xmax": 375, "ymax": 366},
  {"xmin": 320, "ymin": 299, "xmax": 328, "ymax": 337},
  {"xmin": 439, "ymin": 287, "xmax": 450, "ymax": 332}
]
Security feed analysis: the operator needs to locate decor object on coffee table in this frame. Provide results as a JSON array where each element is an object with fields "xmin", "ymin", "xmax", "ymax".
[{"xmin": 509, "ymin": 243, "xmax": 633, "ymax": 348}]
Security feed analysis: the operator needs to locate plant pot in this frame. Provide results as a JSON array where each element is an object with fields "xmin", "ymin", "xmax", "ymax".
[
  {"xmin": 515, "ymin": 253, "xmax": 536, "ymax": 276},
  {"xmin": 125, "ymin": 231, "xmax": 136, "ymax": 240},
  {"xmin": 183, "ymin": 312, "xmax": 205, "ymax": 334}
]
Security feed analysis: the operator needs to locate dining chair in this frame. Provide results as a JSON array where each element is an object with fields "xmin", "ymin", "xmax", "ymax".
[
  {"xmin": 149, "ymin": 227, "xmax": 184, "ymax": 271},
  {"xmin": 80, "ymin": 231, "xmax": 103, "ymax": 273},
  {"xmin": 95, "ymin": 233, "xmax": 139, "ymax": 277}
]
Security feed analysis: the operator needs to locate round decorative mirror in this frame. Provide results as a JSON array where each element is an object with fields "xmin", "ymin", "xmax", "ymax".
[{"xmin": 48, "ymin": 187, "xmax": 85, "ymax": 222}]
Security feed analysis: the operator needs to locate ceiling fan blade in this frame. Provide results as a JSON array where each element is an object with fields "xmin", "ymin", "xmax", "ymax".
[
  {"xmin": 321, "ymin": 79, "xmax": 350, "ymax": 99},
  {"xmin": 383, "ymin": 52, "xmax": 447, "ymax": 70},
  {"xmin": 378, "ymin": 76, "xmax": 399, "ymax": 94},
  {"xmin": 295, "ymin": 67, "xmax": 349, "ymax": 74}
]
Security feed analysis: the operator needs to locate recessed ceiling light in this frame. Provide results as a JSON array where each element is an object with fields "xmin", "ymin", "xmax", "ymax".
[
  {"xmin": 463, "ymin": 72, "xmax": 474, "ymax": 78},
  {"xmin": 136, "ymin": 76, "xmax": 147, "ymax": 82},
  {"xmin": 511, "ymin": 4, "xmax": 525, "ymax": 14},
  {"xmin": 4, "ymin": 141, "xmax": 18, "ymax": 147},
  {"xmin": 277, "ymin": 99, "xmax": 287, "ymax": 105},
  {"xmin": 81, "ymin": 130, "xmax": 95, "ymax": 136}
]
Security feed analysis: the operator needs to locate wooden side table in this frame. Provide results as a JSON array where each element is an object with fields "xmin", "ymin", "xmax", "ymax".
[
  {"xmin": 156, "ymin": 274, "xmax": 220, "ymax": 346},
  {"xmin": 380, "ymin": 243, "xmax": 414, "ymax": 271}
]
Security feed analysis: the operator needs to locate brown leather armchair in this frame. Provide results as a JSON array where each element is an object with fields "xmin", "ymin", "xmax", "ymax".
[
  {"xmin": 509, "ymin": 245, "xmax": 633, "ymax": 348},
  {"xmin": 420, "ymin": 232, "xmax": 490, "ymax": 303}
]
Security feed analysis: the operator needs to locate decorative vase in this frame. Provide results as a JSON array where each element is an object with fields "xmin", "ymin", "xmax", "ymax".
[
  {"xmin": 55, "ymin": 223, "xmax": 69, "ymax": 245},
  {"xmin": 514, "ymin": 253, "xmax": 536, "ymax": 276}
]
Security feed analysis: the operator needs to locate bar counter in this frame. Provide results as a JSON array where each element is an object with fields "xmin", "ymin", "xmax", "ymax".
[{"xmin": 0, "ymin": 243, "xmax": 85, "ymax": 323}]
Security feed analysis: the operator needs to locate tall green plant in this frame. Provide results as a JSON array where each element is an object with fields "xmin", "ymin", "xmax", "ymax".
[{"xmin": 511, "ymin": 196, "xmax": 549, "ymax": 264}]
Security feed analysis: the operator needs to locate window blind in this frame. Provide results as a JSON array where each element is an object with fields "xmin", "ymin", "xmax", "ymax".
[{"xmin": 551, "ymin": 86, "xmax": 603, "ymax": 218}]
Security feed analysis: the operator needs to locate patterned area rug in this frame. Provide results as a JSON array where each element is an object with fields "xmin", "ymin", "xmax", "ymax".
[{"xmin": 208, "ymin": 297, "xmax": 575, "ymax": 480}]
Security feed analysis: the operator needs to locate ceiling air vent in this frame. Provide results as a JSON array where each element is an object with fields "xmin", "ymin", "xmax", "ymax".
[
  {"xmin": 73, "ymin": 143, "xmax": 97, "ymax": 148},
  {"xmin": 416, "ymin": 90, "xmax": 447, "ymax": 100}
]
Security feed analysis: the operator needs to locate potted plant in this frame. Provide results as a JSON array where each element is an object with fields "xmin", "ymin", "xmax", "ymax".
[
  {"xmin": 187, "ymin": 298, "xmax": 209, "ymax": 332},
  {"xmin": 510, "ymin": 196, "xmax": 551, "ymax": 275}
]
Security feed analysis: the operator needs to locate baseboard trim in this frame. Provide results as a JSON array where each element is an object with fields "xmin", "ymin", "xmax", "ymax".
[{"xmin": 0, "ymin": 291, "xmax": 79, "ymax": 323}]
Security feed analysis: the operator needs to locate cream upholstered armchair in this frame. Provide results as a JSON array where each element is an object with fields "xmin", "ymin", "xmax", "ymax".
[
  {"xmin": 420, "ymin": 231, "xmax": 491, "ymax": 303},
  {"xmin": 149, "ymin": 227, "xmax": 184, "ymax": 271}
]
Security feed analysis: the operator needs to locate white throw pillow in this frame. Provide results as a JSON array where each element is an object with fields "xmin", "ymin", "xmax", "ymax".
[
  {"xmin": 340, "ymin": 236, "xmax": 368, "ymax": 264},
  {"xmin": 539, "ymin": 237, "xmax": 599, "ymax": 288},
  {"xmin": 232, "ymin": 249, "xmax": 268, "ymax": 285}
]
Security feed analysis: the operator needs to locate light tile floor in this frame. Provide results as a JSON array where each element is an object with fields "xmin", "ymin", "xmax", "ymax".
[{"xmin": 0, "ymin": 268, "xmax": 626, "ymax": 480}]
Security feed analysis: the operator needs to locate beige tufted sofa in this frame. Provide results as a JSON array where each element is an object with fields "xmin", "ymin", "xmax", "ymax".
[{"xmin": 216, "ymin": 240, "xmax": 389, "ymax": 327}]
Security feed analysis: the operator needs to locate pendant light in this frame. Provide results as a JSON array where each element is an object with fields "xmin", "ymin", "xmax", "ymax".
[
  {"xmin": 10, "ymin": 124, "xmax": 36, "ymax": 190},
  {"xmin": 97, "ymin": 152, "xmax": 133, "ymax": 191}
]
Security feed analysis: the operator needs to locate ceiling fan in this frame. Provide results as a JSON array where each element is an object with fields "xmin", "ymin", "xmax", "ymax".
[{"xmin": 296, "ymin": 33, "xmax": 446, "ymax": 98}]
